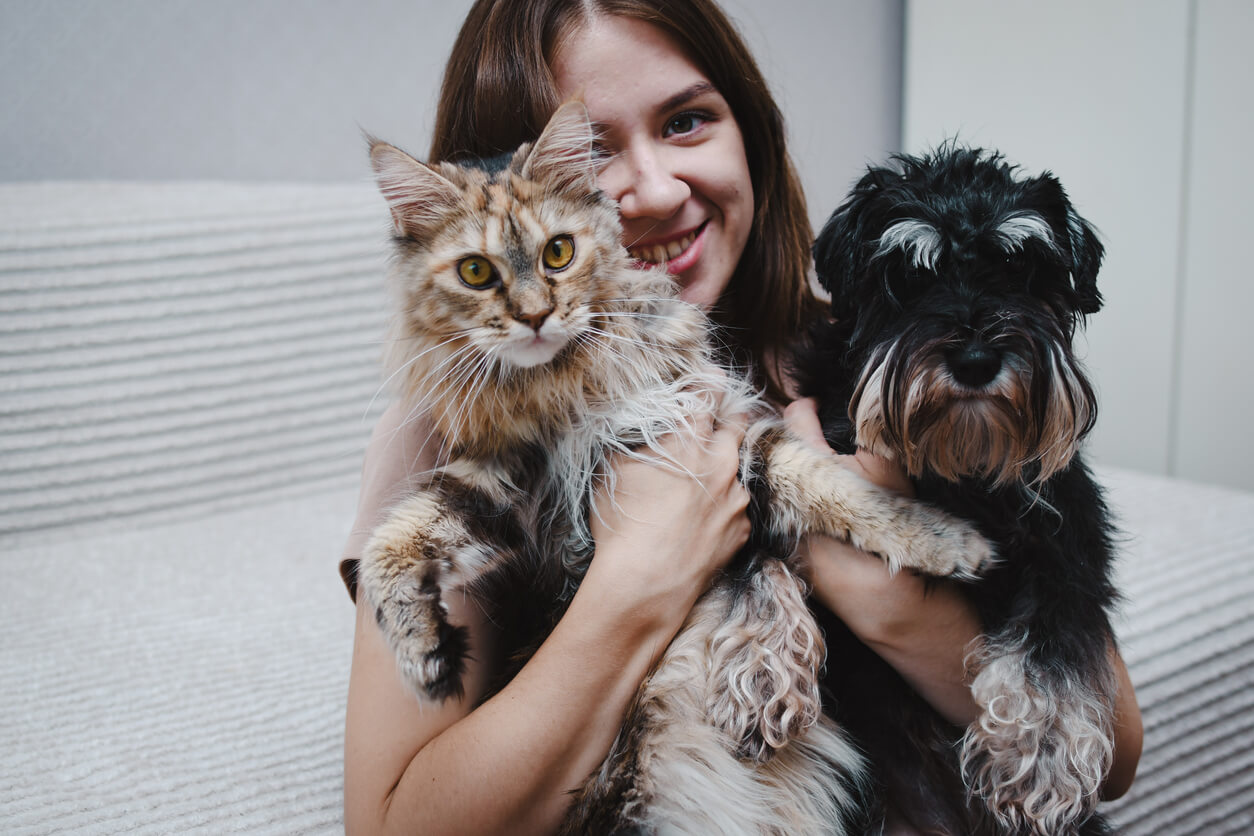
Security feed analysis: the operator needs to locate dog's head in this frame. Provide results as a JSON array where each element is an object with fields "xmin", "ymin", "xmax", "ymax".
[{"xmin": 813, "ymin": 145, "xmax": 1104, "ymax": 485}]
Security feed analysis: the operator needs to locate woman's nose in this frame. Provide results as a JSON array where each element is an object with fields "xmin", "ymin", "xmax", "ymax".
[{"xmin": 600, "ymin": 145, "xmax": 690, "ymax": 220}]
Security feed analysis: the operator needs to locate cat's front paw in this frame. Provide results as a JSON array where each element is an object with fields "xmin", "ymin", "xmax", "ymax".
[
  {"xmin": 917, "ymin": 510, "xmax": 995, "ymax": 580},
  {"xmin": 360, "ymin": 529, "xmax": 470, "ymax": 701},
  {"xmin": 372, "ymin": 593, "xmax": 470, "ymax": 701},
  {"xmin": 871, "ymin": 500, "xmax": 996, "ymax": 580}
]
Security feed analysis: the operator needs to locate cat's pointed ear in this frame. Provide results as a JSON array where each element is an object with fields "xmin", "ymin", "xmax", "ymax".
[
  {"xmin": 367, "ymin": 137, "xmax": 461, "ymax": 239},
  {"xmin": 519, "ymin": 101, "xmax": 600, "ymax": 193}
]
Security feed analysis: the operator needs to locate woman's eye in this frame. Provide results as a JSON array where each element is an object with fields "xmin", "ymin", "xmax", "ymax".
[
  {"xmin": 542, "ymin": 235, "xmax": 575, "ymax": 271},
  {"xmin": 457, "ymin": 256, "xmax": 498, "ymax": 288},
  {"xmin": 663, "ymin": 112, "xmax": 707, "ymax": 138}
]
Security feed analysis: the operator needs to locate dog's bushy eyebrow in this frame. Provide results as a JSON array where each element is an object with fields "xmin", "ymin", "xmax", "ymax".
[
  {"xmin": 875, "ymin": 220, "xmax": 942, "ymax": 270},
  {"xmin": 995, "ymin": 212, "xmax": 1059, "ymax": 254}
]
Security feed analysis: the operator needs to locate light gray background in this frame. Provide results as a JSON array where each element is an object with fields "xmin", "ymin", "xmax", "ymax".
[
  {"xmin": 0, "ymin": 0, "xmax": 903, "ymax": 234},
  {"xmin": 3, "ymin": 0, "xmax": 1250, "ymax": 491}
]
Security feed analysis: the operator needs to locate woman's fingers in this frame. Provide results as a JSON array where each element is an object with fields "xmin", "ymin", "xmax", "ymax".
[
  {"xmin": 782, "ymin": 397, "xmax": 828, "ymax": 451},
  {"xmin": 782, "ymin": 398, "xmax": 913, "ymax": 496}
]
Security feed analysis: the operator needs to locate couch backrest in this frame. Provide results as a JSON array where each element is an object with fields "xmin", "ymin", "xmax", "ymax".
[{"xmin": 0, "ymin": 182, "xmax": 389, "ymax": 546}]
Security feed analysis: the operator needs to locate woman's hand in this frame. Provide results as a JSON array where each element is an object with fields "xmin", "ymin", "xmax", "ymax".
[
  {"xmin": 588, "ymin": 409, "xmax": 752, "ymax": 630},
  {"xmin": 782, "ymin": 397, "xmax": 913, "ymax": 495}
]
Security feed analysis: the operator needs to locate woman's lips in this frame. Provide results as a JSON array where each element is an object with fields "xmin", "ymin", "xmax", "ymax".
[{"xmin": 627, "ymin": 222, "xmax": 707, "ymax": 274}]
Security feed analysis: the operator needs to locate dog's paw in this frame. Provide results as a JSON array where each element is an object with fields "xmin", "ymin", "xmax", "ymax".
[
  {"xmin": 963, "ymin": 640, "xmax": 1115, "ymax": 835},
  {"xmin": 373, "ymin": 597, "xmax": 470, "ymax": 702}
]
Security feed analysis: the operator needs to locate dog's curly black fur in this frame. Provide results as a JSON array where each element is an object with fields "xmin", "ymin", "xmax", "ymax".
[{"xmin": 797, "ymin": 146, "xmax": 1120, "ymax": 835}]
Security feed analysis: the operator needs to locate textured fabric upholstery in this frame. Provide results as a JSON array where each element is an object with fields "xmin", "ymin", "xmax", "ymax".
[{"xmin": 0, "ymin": 182, "xmax": 388, "ymax": 544}]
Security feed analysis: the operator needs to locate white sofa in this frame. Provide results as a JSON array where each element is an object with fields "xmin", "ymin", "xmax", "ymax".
[{"xmin": 2, "ymin": 182, "xmax": 1252, "ymax": 834}]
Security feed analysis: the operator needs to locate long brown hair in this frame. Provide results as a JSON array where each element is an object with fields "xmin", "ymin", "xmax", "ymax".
[{"xmin": 430, "ymin": 0, "xmax": 820, "ymax": 403}]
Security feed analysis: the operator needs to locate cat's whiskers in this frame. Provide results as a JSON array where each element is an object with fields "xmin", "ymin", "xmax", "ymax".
[
  {"xmin": 568, "ymin": 329, "xmax": 651, "ymax": 378},
  {"xmin": 437, "ymin": 354, "xmax": 495, "ymax": 454},
  {"xmin": 392, "ymin": 331, "xmax": 493, "ymax": 435},
  {"xmin": 590, "ymin": 311, "xmax": 685, "ymax": 323},
  {"xmin": 580, "ymin": 325, "xmax": 673, "ymax": 367},
  {"xmin": 384, "ymin": 346, "xmax": 481, "ymax": 457},
  {"xmin": 367, "ymin": 329, "xmax": 477, "ymax": 422},
  {"xmin": 419, "ymin": 352, "xmax": 501, "ymax": 470}
]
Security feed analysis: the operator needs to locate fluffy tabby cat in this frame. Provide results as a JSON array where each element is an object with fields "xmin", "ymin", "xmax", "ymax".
[{"xmin": 359, "ymin": 102, "xmax": 993, "ymax": 835}]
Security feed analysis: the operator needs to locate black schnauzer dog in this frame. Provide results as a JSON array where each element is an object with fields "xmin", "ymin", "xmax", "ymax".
[{"xmin": 798, "ymin": 146, "xmax": 1119, "ymax": 835}]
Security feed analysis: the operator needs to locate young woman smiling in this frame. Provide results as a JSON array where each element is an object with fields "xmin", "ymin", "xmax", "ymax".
[{"xmin": 340, "ymin": 2, "xmax": 1141, "ymax": 833}]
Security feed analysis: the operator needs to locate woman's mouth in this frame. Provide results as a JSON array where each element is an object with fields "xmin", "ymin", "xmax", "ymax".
[{"xmin": 627, "ymin": 222, "xmax": 707, "ymax": 273}]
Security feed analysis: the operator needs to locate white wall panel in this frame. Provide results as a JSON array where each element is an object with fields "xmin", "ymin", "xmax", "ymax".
[
  {"xmin": 903, "ymin": 0, "xmax": 1194, "ymax": 479},
  {"xmin": 1173, "ymin": 1, "xmax": 1254, "ymax": 488}
]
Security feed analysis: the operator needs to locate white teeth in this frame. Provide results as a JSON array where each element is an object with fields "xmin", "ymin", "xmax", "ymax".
[{"xmin": 628, "ymin": 229, "xmax": 697, "ymax": 264}]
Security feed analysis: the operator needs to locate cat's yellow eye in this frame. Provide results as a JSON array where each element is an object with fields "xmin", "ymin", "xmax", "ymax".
[
  {"xmin": 542, "ymin": 236, "xmax": 575, "ymax": 271},
  {"xmin": 457, "ymin": 256, "xmax": 497, "ymax": 288}
]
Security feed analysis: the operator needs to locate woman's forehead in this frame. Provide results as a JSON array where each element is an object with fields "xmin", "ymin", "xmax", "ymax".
[{"xmin": 550, "ymin": 15, "xmax": 716, "ymax": 123}]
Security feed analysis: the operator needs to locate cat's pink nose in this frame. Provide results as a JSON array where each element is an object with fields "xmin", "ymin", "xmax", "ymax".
[{"xmin": 517, "ymin": 308, "xmax": 553, "ymax": 332}]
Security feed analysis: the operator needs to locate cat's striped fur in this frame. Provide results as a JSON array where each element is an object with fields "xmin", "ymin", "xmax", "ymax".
[{"xmin": 358, "ymin": 102, "xmax": 993, "ymax": 834}]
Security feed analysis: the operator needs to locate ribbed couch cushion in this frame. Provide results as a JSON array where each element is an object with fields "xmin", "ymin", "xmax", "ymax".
[
  {"xmin": 0, "ymin": 487, "xmax": 358, "ymax": 835},
  {"xmin": 0, "ymin": 181, "xmax": 389, "ymax": 546},
  {"xmin": 1102, "ymin": 469, "xmax": 1254, "ymax": 835}
]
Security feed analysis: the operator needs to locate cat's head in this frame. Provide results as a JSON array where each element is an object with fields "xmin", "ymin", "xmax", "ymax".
[{"xmin": 369, "ymin": 102, "xmax": 632, "ymax": 377}]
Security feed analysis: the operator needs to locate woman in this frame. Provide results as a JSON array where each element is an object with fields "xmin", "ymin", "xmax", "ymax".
[{"xmin": 340, "ymin": 2, "xmax": 1142, "ymax": 833}]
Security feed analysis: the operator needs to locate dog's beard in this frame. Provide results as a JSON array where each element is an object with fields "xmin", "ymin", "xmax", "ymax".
[{"xmin": 850, "ymin": 331, "xmax": 1095, "ymax": 486}]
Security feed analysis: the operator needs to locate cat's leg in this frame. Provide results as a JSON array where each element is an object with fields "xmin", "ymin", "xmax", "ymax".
[
  {"xmin": 357, "ymin": 488, "xmax": 514, "ymax": 701},
  {"xmin": 706, "ymin": 559, "xmax": 825, "ymax": 763},
  {"xmin": 745, "ymin": 421, "xmax": 994, "ymax": 579}
]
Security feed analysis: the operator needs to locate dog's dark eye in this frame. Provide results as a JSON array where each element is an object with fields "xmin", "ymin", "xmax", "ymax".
[
  {"xmin": 885, "ymin": 268, "xmax": 928, "ymax": 306},
  {"xmin": 1001, "ymin": 253, "xmax": 1037, "ymax": 291}
]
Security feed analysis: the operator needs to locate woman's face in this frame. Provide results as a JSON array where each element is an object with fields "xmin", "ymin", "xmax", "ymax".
[{"xmin": 551, "ymin": 15, "xmax": 754, "ymax": 310}]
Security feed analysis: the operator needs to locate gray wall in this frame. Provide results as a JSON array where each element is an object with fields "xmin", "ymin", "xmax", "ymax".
[
  {"xmin": 0, "ymin": 0, "xmax": 904, "ymax": 232},
  {"xmin": 904, "ymin": 0, "xmax": 1254, "ymax": 493}
]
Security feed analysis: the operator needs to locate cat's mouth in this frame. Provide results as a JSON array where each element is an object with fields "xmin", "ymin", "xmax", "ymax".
[
  {"xmin": 626, "ymin": 222, "xmax": 707, "ymax": 271},
  {"xmin": 506, "ymin": 328, "xmax": 571, "ymax": 369}
]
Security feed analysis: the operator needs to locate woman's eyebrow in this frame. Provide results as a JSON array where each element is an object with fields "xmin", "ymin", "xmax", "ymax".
[{"xmin": 657, "ymin": 81, "xmax": 719, "ymax": 115}]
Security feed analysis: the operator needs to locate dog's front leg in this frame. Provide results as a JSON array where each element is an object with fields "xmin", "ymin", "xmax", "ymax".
[
  {"xmin": 358, "ymin": 489, "xmax": 514, "ymax": 702},
  {"xmin": 962, "ymin": 626, "xmax": 1117, "ymax": 835},
  {"xmin": 747, "ymin": 422, "xmax": 994, "ymax": 579}
]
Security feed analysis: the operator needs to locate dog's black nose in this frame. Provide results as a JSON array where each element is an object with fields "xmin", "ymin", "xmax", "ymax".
[{"xmin": 947, "ymin": 344, "xmax": 1002, "ymax": 387}]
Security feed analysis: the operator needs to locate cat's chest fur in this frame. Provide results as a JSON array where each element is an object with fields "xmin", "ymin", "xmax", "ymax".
[{"xmin": 437, "ymin": 324, "xmax": 738, "ymax": 580}]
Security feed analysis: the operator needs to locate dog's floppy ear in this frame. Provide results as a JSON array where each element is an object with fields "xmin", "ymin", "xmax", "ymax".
[
  {"xmin": 1034, "ymin": 171, "xmax": 1105, "ymax": 315},
  {"xmin": 813, "ymin": 168, "xmax": 889, "ymax": 322},
  {"xmin": 1065, "ymin": 205, "xmax": 1104, "ymax": 315}
]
